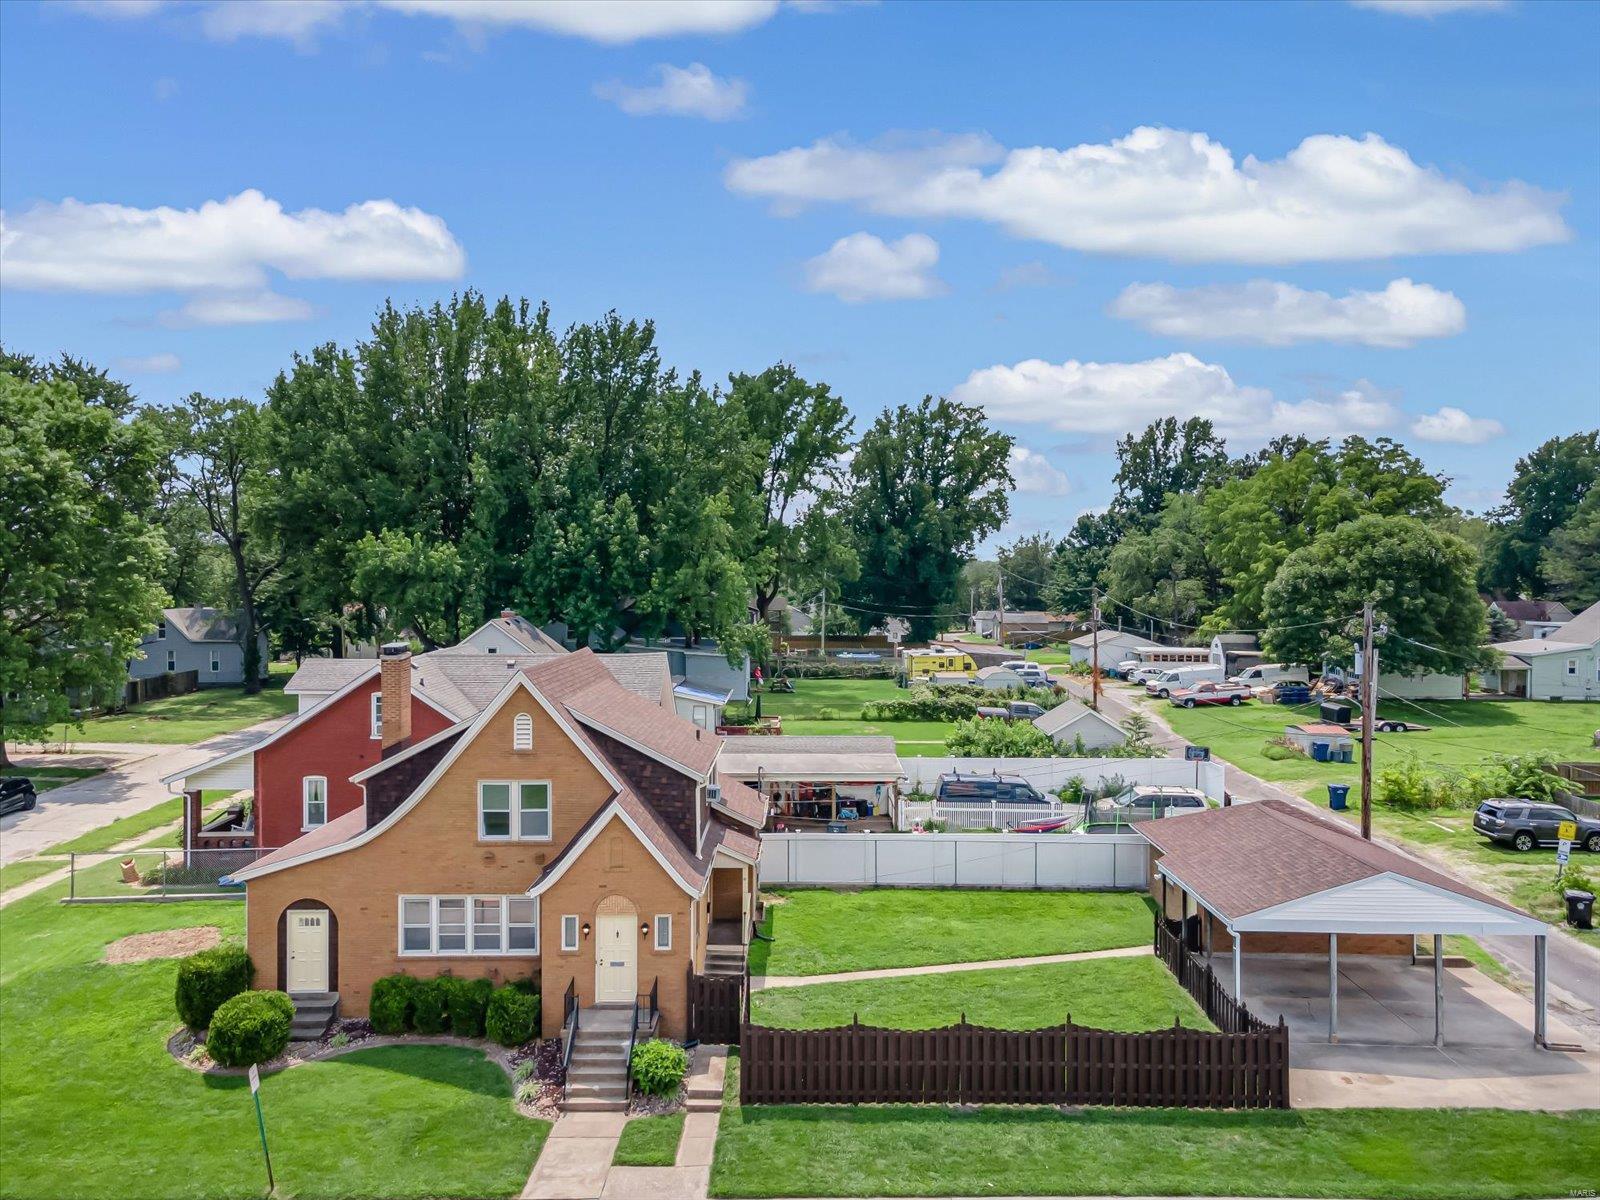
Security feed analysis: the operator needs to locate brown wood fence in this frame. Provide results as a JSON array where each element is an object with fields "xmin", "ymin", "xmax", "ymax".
[
  {"xmin": 739, "ymin": 1016, "xmax": 1287, "ymax": 1109},
  {"xmin": 1154, "ymin": 917, "xmax": 1275, "ymax": 1037},
  {"xmin": 126, "ymin": 669, "xmax": 199, "ymax": 707},
  {"xmin": 1553, "ymin": 763, "xmax": 1600, "ymax": 804},
  {"xmin": 687, "ymin": 969, "xmax": 745, "ymax": 1045}
]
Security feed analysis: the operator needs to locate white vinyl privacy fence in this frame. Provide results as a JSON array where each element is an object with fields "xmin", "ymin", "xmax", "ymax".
[
  {"xmin": 898, "ymin": 756, "xmax": 1224, "ymax": 813},
  {"xmin": 759, "ymin": 832, "xmax": 1150, "ymax": 890}
]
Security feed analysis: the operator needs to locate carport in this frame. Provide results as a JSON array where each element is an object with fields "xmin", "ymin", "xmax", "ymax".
[
  {"xmin": 1142, "ymin": 798, "xmax": 1552, "ymax": 1048},
  {"xmin": 716, "ymin": 735, "xmax": 904, "ymax": 830}
]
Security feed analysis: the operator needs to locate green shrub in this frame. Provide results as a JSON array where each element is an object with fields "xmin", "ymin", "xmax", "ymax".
[
  {"xmin": 369, "ymin": 974, "xmax": 415, "ymax": 1035},
  {"xmin": 1556, "ymin": 863, "xmax": 1596, "ymax": 901},
  {"xmin": 448, "ymin": 976, "xmax": 494, "ymax": 1038},
  {"xmin": 206, "ymin": 990, "xmax": 294, "ymax": 1067},
  {"xmin": 411, "ymin": 977, "xmax": 450, "ymax": 1034},
  {"xmin": 946, "ymin": 716, "xmax": 1056, "ymax": 758},
  {"xmin": 175, "ymin": 944, "xmax": 254, "ymax": 1030},
  {"xmin": 485, "ymin": 985, "xmax": 540, "ymax": 1046},
  {"xmin": 862, "ymin": 688, "xmax": 979, "ymax": 722},
  {"xmin": 630, "ymin": 1039, "xmax": 689, "ymax": 1096}
]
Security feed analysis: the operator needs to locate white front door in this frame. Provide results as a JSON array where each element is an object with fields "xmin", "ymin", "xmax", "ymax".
[
  {"xmin": 595, "ymin": 912, "xmax": 637, "ymax": 1004},
  {"xmin": 286, "ymin": 908, "xmax": 330, "ymax": 994}
]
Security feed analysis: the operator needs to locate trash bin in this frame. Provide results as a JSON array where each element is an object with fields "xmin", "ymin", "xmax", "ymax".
[
  {"xmin": 1327, "ymin": 784, "xmax": 1350, "ymax": 811},
  {"xmin": 1311, "ymin": 741, "xmax": 1330, "ymax": 762},
  {"xmin": 1565, "ymin": 889, "xmax": 1595, "ymax": 930}
]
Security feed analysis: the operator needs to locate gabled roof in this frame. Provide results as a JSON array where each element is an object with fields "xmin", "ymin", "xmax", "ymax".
[
  {"xmin": 1068, "ymin": 629, "xmax": 1152, "ymax": 648},
  {"xmin": 1545, "ymin": 599, "xmax": 1599, "ymax": 646},
  {"xmin": 1140, "ymin": 798, "xmax": 1542, "ymax": 936},
  {"xmin": 163, "ymin": 606, "xmax": 248, "ymax": 643},
  {"xmin": 1490, "ymin": 598, "xmax": 1574, "ymax": 624},
  {"xmin": 534, "ymin": 652, "xmax": 720, "ymax": 778},
  {"xmin": 599, "ymin": 651, "xmax": 674, "ymax": 707},
  {"xmin": 711, "ymin": 776, "xmax": 766, "ymax": 828},
  {"xmin": 1033, "ymin": 698, "xmax": 1124, "ymax": 738}
]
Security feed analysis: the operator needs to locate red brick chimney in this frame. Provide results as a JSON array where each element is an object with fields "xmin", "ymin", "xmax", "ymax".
[
  {"xmin": 500, "ymin": 608, "xmax": 517, "ymax": 620},
  {"xmin": 379, "ymin": 641, "xmax": 412, "ymax": 755}
]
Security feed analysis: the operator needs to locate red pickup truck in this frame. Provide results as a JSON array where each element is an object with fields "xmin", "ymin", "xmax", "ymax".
[{"xmin": 1168, "ymin": 681, "xmax": 1253, "ymax": 708}]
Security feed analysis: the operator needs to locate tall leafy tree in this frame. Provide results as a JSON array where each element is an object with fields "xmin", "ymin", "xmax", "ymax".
[
  {"xmin": 0, "ymin": 368, "xmax": 166, "ymax": 762},
  {"xmin": 724, "ymin": 364, "xmax": 855, "ymax": 621},
  {"xmin": 1262, "ymin": 514, "xmax": 1488, "ymax": 676},
  {"xmin": 1045, "ymin": 510, "xmax": 1125, "ymax": 613},
  {"xmin": 1541, "ymin": 489, "xmax": 1600, "ymax": 610},
  {"xmin": 1482, "ymin": 431, "xmax": 1600, "ymax": 596},
  {"xmin": 1101, "ymin": 494, "xmax": 1221, "ymax": 641},
  {"xmin": 843, "ymin": 397, "xmax": 1013, "ymax": 641},
  {"xmin": 995, "ymin": 533, "xmax": 1056, "ymax": 610},
  {"xmin": 1111, "ymin": 416, "xmax": 1229, "ymax": 522}
]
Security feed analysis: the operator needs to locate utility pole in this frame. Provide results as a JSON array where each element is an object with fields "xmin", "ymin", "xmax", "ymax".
[
  {"xmin": 819, "ymin": 585, "xmax": 827, "ymax": 658},
  {"xmin": 996, "ymin": 570, "xmax": 1006, "ymax": 652},
  {"xmin": 1090, "ymin": 586, "xmax": 1101, "ymax": 712},
  {"xmin": 1359, "ymin": 600, "xmax": 1376, "ymax": 841}
]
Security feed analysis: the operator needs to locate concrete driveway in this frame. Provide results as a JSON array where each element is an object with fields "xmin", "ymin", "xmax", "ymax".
[
  {"xmin": 0, "ymin": 719, "xmax": 288, "ymax": 864},
  {"xmin": 1228, "ymin": 952, "xmax": 1600, "ymax": 1108}
]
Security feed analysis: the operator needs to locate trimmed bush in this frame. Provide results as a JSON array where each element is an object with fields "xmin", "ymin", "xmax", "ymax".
[
  {"xmin": 629, "ymin": 1039, "xmax": 689, "ymax": 1096},
  {"xmin": 206, "ymin": 990, "xmax": 294, "ymax": 1067},
  {"xmin": 175, "ymin": 944, "xmax": 254, "ymax": 1030},
  {"xmin": 485, "ymin": 985, "xmax": 540, "ymax": 1046},
  {"xmin": 448, "ymin": 977, "xmax": 494, "ymax": 1038},
  {"xmin": 369, "ymin": 974, "xmax": 415, "ymax": 1035},
  {"xmin": 411, "ymin": 977, "xmax": 450, "ymax": 1034}
]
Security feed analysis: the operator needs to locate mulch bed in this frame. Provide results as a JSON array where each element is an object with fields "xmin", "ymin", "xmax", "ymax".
[{"xmin": 105, "ymin": 926, "xmax": 220, "ymax": 963}]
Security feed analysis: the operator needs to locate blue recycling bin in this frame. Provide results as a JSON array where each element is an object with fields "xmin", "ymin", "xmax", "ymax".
[
  {"xmin": 1327, "ymin": 784, "xmax": 1350, "ymax": 811},
  {"xmin": 1311, "ymin": 741, "xmax": 1331, "ymax": 762}
]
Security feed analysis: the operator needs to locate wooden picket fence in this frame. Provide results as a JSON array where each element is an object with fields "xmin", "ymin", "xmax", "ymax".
[
  {"xmin": 687, "ymin": 968, "xmax": 746, "ymax": 1046},
  {"xmin": 1154, "ymin": 916, "xmax": 1271, "ymax": 1036},
  {"xmin": 739, "ymin": 1016, "xmax": 1288, "ymax": 1109}
]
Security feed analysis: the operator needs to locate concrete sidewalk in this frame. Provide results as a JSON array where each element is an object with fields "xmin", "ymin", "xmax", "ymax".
[{"xmin": 753, "ymin": 944, "xmax": 1151, "ymax": 991}]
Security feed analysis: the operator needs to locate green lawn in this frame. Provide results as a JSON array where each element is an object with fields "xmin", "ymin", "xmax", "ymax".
[
  {"xmin": 751, "ymin": 888, "xmax": 1154, "ymax": 977},
  {"xmin": 747, "ymin": 678, "xmax": 955, "ymax": 755},
  {"xmin": 750, "ymin": 954, "xmax": 1209, "ymax": 1032},
  {"xmin": 709, "ymin": 1098, "xmax": 1600, "ymax": 1199},
  {"xmin": 0, "ymin": 856, "xmax": 65, "ymax": 893},
  {"xmin": 45, "ymin": 677, "xmax": 295, "ymax": 745},
  {"xmin": 1, "ymin": 764, "xmax": 105, "ymax": 792},
  {"xmin": 613, "ymin": 1113, "xmax": 685, "ymax": 1166},
  {"xmin": 0, "ymin": 879, "xmax": 547, "ymax": 1199}
]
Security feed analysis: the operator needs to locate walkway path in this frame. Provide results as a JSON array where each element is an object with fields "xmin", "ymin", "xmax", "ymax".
[
  {"xmin": 0, "ymin": 812, "xmax": 187, "ymax": 909},
  {"xmin": 753, "ymin": 944, "xmax": 1151, "ymax": 991},
  {"xmin": 522, "ymin": 1046, "xmax": 724, "ymax": 1200}
]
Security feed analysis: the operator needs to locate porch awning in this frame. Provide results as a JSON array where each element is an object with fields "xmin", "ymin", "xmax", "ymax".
[{"xmin": 717, "ymin": 735, "xmax": 903, "ymax": 783}]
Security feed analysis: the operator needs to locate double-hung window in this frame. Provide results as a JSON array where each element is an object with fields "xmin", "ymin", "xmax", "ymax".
[
  {"xmin": 478, "ymin": 781, "xmax": 552, "ymax": 841},
  {"xmin": 302, "ymin": 776, "xmax": 328, "ymax": 829},
  {"xmin": 157, "ymin": 620, "xmax": 167, "ymax": 640},
  {"xmin": 209, "ymin": 650, "xmax": 220, "ymax": 674},
  {"xmin": 370, "ymin": 692, "xmax": 383, "ymax": 739},
  {"xmin": 166, "ymin": 650, "xmax": 176, "ymax": 672},
  {"xmin": 399, "ymin": 895, "xmax": 539, "ymax": 956}
]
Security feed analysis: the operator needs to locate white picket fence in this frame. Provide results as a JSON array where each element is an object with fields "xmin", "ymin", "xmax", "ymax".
[
  {"xmin": 897, "ymin": 798, "xmax": 1079, "ymax": 831},
  {"xmin": 897, "ymin": 756, "xmax": 1225, "ymax": 821},
  {"xmin": 758, "ymin": 831, "xmax": 1150, "ymax": 890}
]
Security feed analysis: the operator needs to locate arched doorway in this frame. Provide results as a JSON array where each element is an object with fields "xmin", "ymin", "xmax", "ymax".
[
  {"xmin": 594, "ymin": 894, "xmax": 638, "ymax": 1005},
  {"xmin": 277, "ymin": 899, "xmax": 337, "ymax": 994}
]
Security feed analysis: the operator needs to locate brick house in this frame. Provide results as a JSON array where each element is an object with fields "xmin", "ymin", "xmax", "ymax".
[{"xmin": 225, "ymin": 645, "xmax": 764, "ymax": 1041}]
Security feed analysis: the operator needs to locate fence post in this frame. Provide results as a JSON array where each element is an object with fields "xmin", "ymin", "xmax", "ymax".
[{"xmin": 69, "ymin": 852, "xmax": 75, "ymax": 900}]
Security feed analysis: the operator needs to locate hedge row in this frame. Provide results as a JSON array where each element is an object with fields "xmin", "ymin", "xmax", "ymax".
[{"xmin": 369, "ymin": 974, "xmax": 539, "ymax": 1045}]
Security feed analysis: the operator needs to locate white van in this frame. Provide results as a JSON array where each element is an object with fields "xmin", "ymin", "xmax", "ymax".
[
  {"xmin": 1229, "ymin": 663, "xmax": 1309, "ymax": 686},
  {"xmin": 1143, "ymin": 664, "xmax": 1224, "ymax": 698},
  {"xmin": 1001, "ymin": 659, "xmax": 1050, "ymax": 685}
]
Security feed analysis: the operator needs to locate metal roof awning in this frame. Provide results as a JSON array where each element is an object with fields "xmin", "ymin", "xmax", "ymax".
[{"xmin": 719, "ymin": 752, "xmax": 904, "ymax": 782}]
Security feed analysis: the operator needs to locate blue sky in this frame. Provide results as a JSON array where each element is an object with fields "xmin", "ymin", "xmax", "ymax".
[{"xmin": 3, "ymin": 0, "xmax": 1597, "ymax": 551}]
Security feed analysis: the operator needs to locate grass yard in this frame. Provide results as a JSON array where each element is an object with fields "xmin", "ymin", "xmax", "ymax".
[
  {"xmin": 2, "ymin": 764, "xmax": 105, "ymax": 792},
  {"xmin": 750, "ymin": 954, "xmax": 1209, "ymax": 1032},
  {"xmin": 750, "ymin": 888, "xmax": 1154, "ymax": 976},
  {"xmin": 709, "ymin": 1088, "xmax": 1600, "ymax": 1199},
  {"xmin": 612, "ymin": 1113, "xmax": 685, "ymax": 1166},
  {"xmin": 45, "ymin": 676, "xmax": 295, "ymax": 745},
  {"xmin": 0, "ymin": 880, "xmax": 547, "ymax": 1199},
  {"xmin": 749, "ymin": 678, "xmax": 955, "ymax": 755},
  {"xmin": 0, "ymin": 856, "xmax": 65, "ymax": 893}
]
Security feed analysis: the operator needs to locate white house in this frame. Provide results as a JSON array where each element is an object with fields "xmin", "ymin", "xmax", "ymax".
[
  {"xmin": 1482, "ymin": 600, "xmax": 1600, "ymax": 701},
  {"xmin": 450, "ymin": 609, "xmax": 569, "ymax": 657},
  {"xmin": 1033, "ymin": 699, "xmax": 1127, "ymax": 750},
  {"xmin": 1067, "ymin": 629, "xmax": 1152, "ymax": 667}
]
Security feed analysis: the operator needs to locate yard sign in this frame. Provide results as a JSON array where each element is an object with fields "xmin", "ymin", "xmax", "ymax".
[{"xmin": 248, "ymin": 1064, "xmax": 274, "ymax": 1192}]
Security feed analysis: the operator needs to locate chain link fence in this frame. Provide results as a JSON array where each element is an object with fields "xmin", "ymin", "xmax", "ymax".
[{"xmin": 65, "ymin": 846, "xmax": 278, "ymax": 903}]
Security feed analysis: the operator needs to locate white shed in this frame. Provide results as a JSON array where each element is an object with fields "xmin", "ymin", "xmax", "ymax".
[
  {"xmin": 1032, "ymin": 699, "xmax": 1127, "ymax": 750},
  {"xmin": 975, "ymin": 666, "xmax": 1027, "ymax": 690},
  {"xmin": 1067, "ymin": 629, "xmax": 1152, "ymax": 666}
]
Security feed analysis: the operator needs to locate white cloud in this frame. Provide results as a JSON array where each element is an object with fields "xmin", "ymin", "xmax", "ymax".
[
  {"xmin": 67, "ymin": 0, "xmax": 167, "ymax": 18},
  {"xmin": 1109, "ymin": 278, "xmax": 1466, "ymax": 347},
  {"xmin": 200, "ymin": 0, "xmax": 347, "ymax": 44},
  {"xmin": 595, "ymin": 63, "xmax": 748, "ymax": 121},
  {"xmin": 112, "ymin": 352, "xmax": 181, "ymax": 374},
  {"xmin": 1410, "ymin": 406, "xmax": 1506, "ymax": 444},
  {"xmin": 726, "ymin": 126, "xmax": 1569, "ymax": 264},
  {"xmin": 1008, "ymin": 446, "xmax": 1071, "ymax": 497},
  {"xmin": 802, "ymin": 232, "xmax": 945, "ymax": 303},
  {"xmin": 377, "ymin": 0, "xmax": 779, "ymax": 42},
  {"xmin": 1, "ymin": 189, "xmax": 464, "ymax": 295},
  {"xmin": 160, "ymin": 290, "xmax": 317, "ymax": 327},
  {"xmin": 948, "ymin": 351, "xmax": 1493, "ymax": 446},
  {"xmin": 1350, "ymin": 1, "xmax": 1507, "ymax": 16}
]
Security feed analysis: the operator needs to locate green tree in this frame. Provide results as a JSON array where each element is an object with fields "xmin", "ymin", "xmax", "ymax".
[
  {"xmin": 959, "ymin": 560, "xmax": 999, "ymax": 616},
  {"xmin": 995, "ymin": 533, "xmax": 1056, "ymax": 610},
  {"xmin": 1101, "ymin": 493, "xmax": 1220, "ymax": 641},
  {"xmin": 843, "ymin": 397, "xmax": 1013, "ymax": 641},
  {"xmin": 1482, "ymin": 431, "xmax": 1600, "ymax": 596},
  {"xmin": 1111, "ymin": 416, "xmax": 1229, "ymax": 522},
  {"xmin": 1262, "ymin": 515, "xmax": 1488, "ymax": 676},
  {"xmin": 1541, "ymin": 489, "xmax": 1600, "ymax": 610},
  {"xmin": 0, "ymin": 370, "xmax": 166, "ymax": 762},
  {"xmin": 1045, "ymin": 510, "xmax": 1125, "ymax": 614}
]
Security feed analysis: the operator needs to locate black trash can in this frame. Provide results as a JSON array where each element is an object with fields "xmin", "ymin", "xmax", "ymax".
[{"xmin": 1564, "ymin": 889, "xmax": 1595, "ymax": 930}]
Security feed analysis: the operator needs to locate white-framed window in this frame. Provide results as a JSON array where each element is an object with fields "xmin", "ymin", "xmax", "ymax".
[
  {"xmin": 654, "ymin": 914, "xmax": 672, "ymax": 951},
  {"xmin": 209, "ymin": 650, "xmax": 220, "ymax": 673},
  {"xmin": 561, "ymin": 914, "xmax": 580, "ymax": 952},
  {"xmin": 513, "ymin": 712, "xmax": 534, "ymax": 751},
  {"xmin": 1568, "ymin": 658, "xmax": 1579, "ymax": 677},
  {"xmin": 370, "ymin": 691, "xmax": 383, "ymax": 739},
  {"xmin": 166, "ymin": 650, "xmax": 176, "ymax": 672},
  {"xmin": 157, "ymin": 620, "xmax": 167, "ymax": 640},
  {"xmin": 397, "ymin": 895, "xmax": 539, "ymax": 957},
  {"xmin": 302, "ymin": 776, "xmax": 328, "ymax": 829},
  {"xmin": 477, "ymin": 781, "xmax": 552, "ymax": 841}
]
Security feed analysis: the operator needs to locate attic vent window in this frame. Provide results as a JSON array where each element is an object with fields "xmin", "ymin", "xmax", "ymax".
[{"xmin": 513, "ymin": 712, "xmax": 534, "ymax": 751}]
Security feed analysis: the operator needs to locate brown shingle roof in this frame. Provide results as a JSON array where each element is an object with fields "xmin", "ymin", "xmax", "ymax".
[
  {"xmin": 1140, "ymin": 798, "xmax": 1524, "ymax": 922},
  {"xmin": 714, "ymin": 776, "xmax": 767, "ymax": 827}
]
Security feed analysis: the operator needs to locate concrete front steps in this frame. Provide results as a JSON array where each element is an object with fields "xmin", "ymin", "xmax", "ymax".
[
  {"xmin": 564, "ymin": 1005, "xmax": 655, "ymax": 1113},
  {"xmin": 684, "ymin": 1045, "xmax": 726, "ymax": 1112},
  {"xmin": 289, "ymin": 992, "xmax": 339, "ymax": 1042},
  {"xmin": 703, "ymin": 943, "xmax": 747, "ymax": 976}
]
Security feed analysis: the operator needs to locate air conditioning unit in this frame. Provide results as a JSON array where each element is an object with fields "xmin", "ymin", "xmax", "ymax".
[{"xmin": 706, "ymin": 784, "xmax": 722, "ymax": 804}]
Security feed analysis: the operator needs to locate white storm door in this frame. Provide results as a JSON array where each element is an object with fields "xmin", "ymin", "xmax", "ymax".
[
  {"xmin": 286, "ymin": 908, "xmax": 330, "ymax": 994},
  {"xmin": 595, "ymin": 913, "xmax": 637, "ymax": 1004}
]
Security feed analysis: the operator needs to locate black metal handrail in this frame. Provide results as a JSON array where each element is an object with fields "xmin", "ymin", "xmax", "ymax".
[
  {"xmin": 560, "ymin": 978, "xmax": 579, "ymax": 1106},
  {"xmin": 624, "ymin": 977, "xmax": 659, "ymax": 1102},
  {"xmin": 648, "ymin": 976, "xmax": 659, "ymax": 1024}
]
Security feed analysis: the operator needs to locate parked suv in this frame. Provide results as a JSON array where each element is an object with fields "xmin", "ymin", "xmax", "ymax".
[
  {"xmin": 936, "ymin": 773, "xmax": 1050, "ymax": 805},
  {"xmin": 975, "ymin": 700, "xmax": 1047, "ymax": 721},
  {"xmin": 1473, "ymin": 800, "xmax": 1600, "ymax": 853}
]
